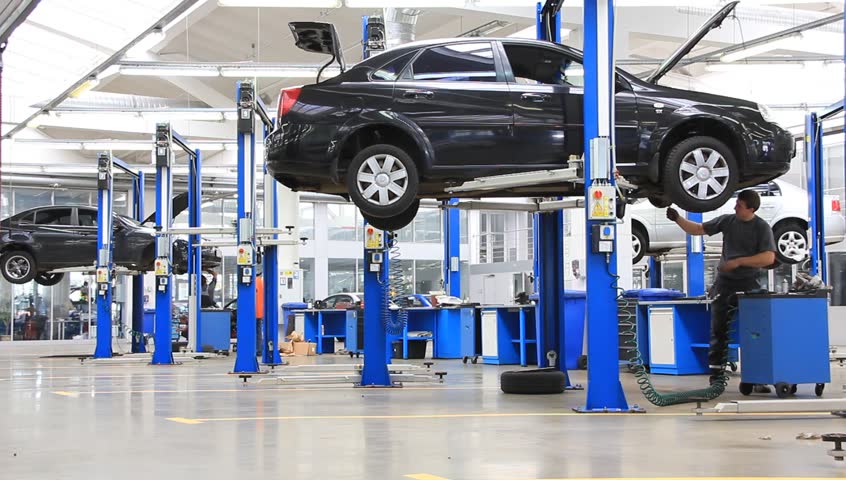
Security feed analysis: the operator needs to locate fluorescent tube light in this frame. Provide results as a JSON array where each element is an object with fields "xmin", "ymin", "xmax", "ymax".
[
  {"xmin": 706, "ymin": 63, "xmax": 804, "ymax": 73},
  {"xmin": 120, "ymin": 66, "xmax": 220, "ymax": 77},
  {"xmin": 218, "ymin": 0, "xmax": 342, "ymax": 6},
  {"xmin": 346, "ymin": 0, "xmax": 462, "ymax": 7},
  {"xmin": 140, "ymin": 111, "xmax": 225, "ymax": 121},
  {"xmin": 720, "ymin": 33, "xmax": 803, "ymax": 63},
  {"xmin": 69, "ymin": 77, "xmax": 100, "ymax": 98}
]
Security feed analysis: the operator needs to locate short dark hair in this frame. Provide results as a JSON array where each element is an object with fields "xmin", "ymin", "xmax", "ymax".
[{"xmin": 737, "ymin": 189, "xmax": 761, "ymax": 211}]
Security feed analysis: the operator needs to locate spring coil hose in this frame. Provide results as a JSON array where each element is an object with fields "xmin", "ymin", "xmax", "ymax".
[
  {"xmin": 614, "ymin": 272, "xmax": 737, "ymax": 406},
  {"xmin": 381, "ymin": 234, "xmax": 410, "ymax": 335}
]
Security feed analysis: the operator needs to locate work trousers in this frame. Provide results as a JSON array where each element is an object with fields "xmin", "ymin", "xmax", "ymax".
[{"xmin": 709, "ymin": 277, "xmax": 759, "ymax": 371}]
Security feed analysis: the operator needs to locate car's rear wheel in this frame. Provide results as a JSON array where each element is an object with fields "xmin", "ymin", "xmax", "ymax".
[
  {"xmin": 346, "ymin": 144, "xmax": 419, "ymax": 219},
  {"xmin": 664, "ymin": 136, "xmax": 738, "ymax": 213},
  {"xmin": 632, "ymin": 224, "xmax": 648, "ymax": 264},
  {"xmin": 773, "ymin": 221, "xmax": 808, "ymax": 264},
  {"xmin": 1, "ymin": 250, "xmax": 37, "ymax": 284},
  {"xmin": 35, "ymin": 272, "xmax": 65, "ymax": 286},
  {"xmin": 361, "ymin": 199, "xmax": 420, "ymax": 232},
  {"xmin": 648, "ymin": 196, "xmax": 671, "ymax": 208}
]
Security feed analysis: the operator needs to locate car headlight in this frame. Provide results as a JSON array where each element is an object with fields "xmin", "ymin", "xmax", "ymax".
[{"xmin": 758, "ymin": 103, "xmax": 775, "ymax": 123}]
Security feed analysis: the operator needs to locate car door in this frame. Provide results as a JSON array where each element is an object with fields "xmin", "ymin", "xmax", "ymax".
[
  {"xmin": 394, "ymin": 41, "xmax": 513, "ymax": 172},
  {"xmin": 74, "ymin": 208, "xmax": 100, "ymax": 264},
  {"xmin": 30, "ymin": 207, "xmax": 78, "ymax": 267}
]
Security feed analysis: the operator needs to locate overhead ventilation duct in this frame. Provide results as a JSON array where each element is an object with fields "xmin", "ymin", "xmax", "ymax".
[
  {"xmin": 383, "ymin": 8, "xmax": 420, "ymax": 50},
  {"xmin": 676, "ymin": 5, "xmax": 843, "ymax": 34}
]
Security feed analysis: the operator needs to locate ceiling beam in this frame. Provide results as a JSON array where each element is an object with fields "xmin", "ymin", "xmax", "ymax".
[{"xmin": 0, "ymin": 0, "xmax": 39, "ymax": 45}]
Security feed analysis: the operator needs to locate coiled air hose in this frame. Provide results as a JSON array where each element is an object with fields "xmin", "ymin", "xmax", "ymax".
[
  {"xmin": 611, "ymin": 266, "xmax": 737, "ymax": 406},
  {"xmin": 380, "ymin": 232, "xmax": 410, "ymax": 335}
]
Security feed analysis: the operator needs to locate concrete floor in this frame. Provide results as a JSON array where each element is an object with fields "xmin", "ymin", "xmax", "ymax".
[{"xmin": 0, "ymin": 342, "xmax": 844, "ymax": 480}]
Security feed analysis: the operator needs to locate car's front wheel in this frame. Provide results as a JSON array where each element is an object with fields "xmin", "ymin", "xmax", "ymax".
[
  {"xmin": 346, "ymin": 144, "xmax": 419, "ymax": 219},
  {"xmin": 664, "ymin": 136, "xmax": 738, "ymax": 213},
  {"xmin": 1, "ymin": 250, "xmax": 38, "ymax": 284},
  {"xmin": 35, "ymin": 272, "xmax": 65, "ymax": 286},
  {"xmin": 773, "ymin": 221, "xmax": 808, "ymax": 264},
  {"xmin": 632, "ymin": 225, "xmax": 648, "ymax": 264},
  {"xmin": 361, "ymin": 200, "xmax": 420, "ymax": 232}
]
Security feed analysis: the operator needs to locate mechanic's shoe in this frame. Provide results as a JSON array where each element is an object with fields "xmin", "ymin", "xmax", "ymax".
[{"xmin": 753, "ymin": 384, "xmax": 772, "ymax": 394}]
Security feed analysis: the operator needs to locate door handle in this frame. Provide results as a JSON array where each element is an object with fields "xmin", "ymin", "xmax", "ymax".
[
  {"xmin": 521, "ymin": 93, "xmax": 549, "ymax": 103},
  {"xmin": 403, "ymin": 90, "xmax": 434, "ymax": 99}
]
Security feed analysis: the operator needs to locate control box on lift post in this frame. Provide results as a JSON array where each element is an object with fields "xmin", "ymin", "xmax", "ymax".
[
  {"xmin": 364, "ymin": 226, "xmax": 385, "ymax": 272},
  {"xmin": 96, "ymin": 154, "xmax": 112, "ymax": 296},
  {"xmin": 587, "ymin": 137, "xmax": 617, "ymax": 257}
]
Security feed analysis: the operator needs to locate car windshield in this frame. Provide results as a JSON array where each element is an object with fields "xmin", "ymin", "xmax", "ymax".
[{"xmin": 119, "ymin": 215, "xmax": 142, "ymax": 226}]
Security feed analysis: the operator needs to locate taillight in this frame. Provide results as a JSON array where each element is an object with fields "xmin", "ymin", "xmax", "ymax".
[
  {"xmin": 833, "ymin": 199, "xmax": 841, "ymax": 212},
  {"xmin": 277, "ymin": 87, "xmax": 302, "ymax": 118}
]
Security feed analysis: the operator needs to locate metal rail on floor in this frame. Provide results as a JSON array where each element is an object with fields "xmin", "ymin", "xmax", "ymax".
[
  {"xmin": 695, "ymin": 398, "xmax": 846, "ymax": 415},
  {"xmin": 250, "ymin": 363, "xmax": 446, "ymax": 386}
]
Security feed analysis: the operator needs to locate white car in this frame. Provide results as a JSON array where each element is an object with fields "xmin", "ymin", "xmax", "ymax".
[{"xmin": 629, "ymin": 180, "xmax": 845, "ymax": 265}]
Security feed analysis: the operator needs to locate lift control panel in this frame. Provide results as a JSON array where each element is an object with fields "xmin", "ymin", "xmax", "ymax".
[
  {"xmin": 591, "ymin": 224, "xmax": 615, "ymax": 254},
  {"xmin": 588, "ymin": 184, "xmax": 616, "ymax": 220},
  {"xmin": 364, "ymin": 226, "xmax": 385, "ymax": 250}
]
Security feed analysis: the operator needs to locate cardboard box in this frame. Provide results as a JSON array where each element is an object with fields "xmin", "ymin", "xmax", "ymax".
[
  {"xmin": 293, "ymin": 341, "xmax": 316, "ymax": 356},
  {"xmin": 280, "ymin": 341, "xmax": 294, "ymax": 354}
]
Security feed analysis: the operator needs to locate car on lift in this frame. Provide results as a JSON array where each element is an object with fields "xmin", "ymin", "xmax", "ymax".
[
  {"xmin": 629, "ymin": 180, "xmax": 846, "ymax": 265},
  {"xmin": 0, "ymin": 197, "xmax": 222, "ymax": 286},
  {"xmin": 266, "ymin": 8, "xmax": 794, "ymax": 231}
]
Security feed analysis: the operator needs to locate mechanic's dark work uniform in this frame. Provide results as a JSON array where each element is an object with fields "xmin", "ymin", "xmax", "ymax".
[
  {"xmin": 703, "ymin": 214, "xmax": 776, "ymax": 378},
  {"xmin": 201, "ymin": 275, "xmax": 217, "ymax": 308}
]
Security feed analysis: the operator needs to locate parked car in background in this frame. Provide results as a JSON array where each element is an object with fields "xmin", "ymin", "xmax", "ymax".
[
  {"xmin": 0, "ymin": 203, "xmax": 222, "ymax": 286},
  {"xmin": 629, "ymin": 180, "xmax": 845, "ymax": 265},
  {"xmin": 267, "ymin": 12, "xmax": 794, "ymax": 231}
]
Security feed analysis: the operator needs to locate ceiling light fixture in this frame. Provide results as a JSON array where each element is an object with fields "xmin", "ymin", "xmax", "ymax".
[
  {"xmin": 68, "ymin": 76, "xmax": 100, "ymax": 98},
  {"xmin": 119, "ymin": 65, "xmax": 220, "ymax": 77}
]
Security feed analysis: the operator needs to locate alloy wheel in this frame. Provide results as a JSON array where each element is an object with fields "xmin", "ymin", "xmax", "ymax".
[
  {"xmin": 631, "ymin": 234, "xmax": 641, "ymax": 258},
  {"xmin": 6, "ymin": 255, "xmax": 32, "ymax": 281},
  {"xmin": 355, "ymin": 154, "xmax": 409, "ymax": 207},
  {"xmin": 678, "ymin": 147, "xmax": 730, "ymax": 201},
  {"xmin": 777, "ymin": 230, "xmax": 808, "ymax": 263}
]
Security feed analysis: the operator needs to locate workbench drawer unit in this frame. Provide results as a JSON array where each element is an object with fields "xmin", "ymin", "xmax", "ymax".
[{"xmin": 481, "ymin": 305, "xmax": 537, "ymax": 366}]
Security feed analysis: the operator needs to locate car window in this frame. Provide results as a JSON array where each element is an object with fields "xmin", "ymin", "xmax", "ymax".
[
  {"xmin": 35, "ymin": 208, "xmax": 72, "ymax": 226},
  {"xmin": 324, "ymin": 295, "xmax": 338, "ymax": 308},
  {"xmin": 410, "ymin": 43, "xmax": 498, "ymax": 82},
  {"xmin": 371, "ymin": 51, "xmax": 415, "ymax": 81},
  {"xmin": 502, "ymin": 44, "xmax": 584, "ymax": 87},
  {"xmin": 15, "ymin": 212, "xmax": 34, "ymax": 224},
  {"xmin": 78, "ymin": 210, "xmax": 98, "ymax": 227}
]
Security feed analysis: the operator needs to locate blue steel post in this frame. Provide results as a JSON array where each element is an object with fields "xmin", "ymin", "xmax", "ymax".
[
  {"xmin": 361, "ymin": 226, "xmax": 391, "ymax": 386},
  {"xmin": 580, "ymin": 0, "xmax": 629, "ymax": 411},
  {"xmin": 533, "ymin": 212, "xmax": 571, "ymax": 383},
  {"xmin": 233, "ymin": 81, "xmax": 260, "ymax": 373},
  {"xmin": 806, "ymin": 112, "xmax": 827, "ymax": 281},
  {"xmin": 93, "ymin": 153, "xmax": 114, "ymax": 359},
  {"xmin": 189, "ymin": 149, "xmax": 202, "ymax": 352},
  {"xmin": 132, "ymin": 171, "xmax": 146, "ymax": 353},
  {"xmin": 685, "ymin": 212, "xmax": 705, "ymax": 296},
  {"xmin": 263, "ymin": 124, "xmax": 282, "ymax": 365},
  {"xmin": 442, "ymin": 199, "xmax": 461, "ymax": 297},
  {"xmin": 648, "ymin": 257, "xmax": 661, "ymax": 288},
  {"xmin": 152, "ymin": 124, "xmax": 175, "ymax": 365}
]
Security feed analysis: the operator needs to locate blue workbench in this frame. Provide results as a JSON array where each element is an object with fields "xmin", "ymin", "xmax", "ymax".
[
  {"xmin": 300, "ymin": 309, "xmax": 361, "ymax": 355},
  {"xmin": 388, "ymin": 307, "xmax": 475, "ymax": 360},
  {"xmin": 480, "ymin": 305, "xmax": 538, "ymax": 366},
  {"xmin": 737, "ymin": 292, "xmax": 830, "ymax": 396}
]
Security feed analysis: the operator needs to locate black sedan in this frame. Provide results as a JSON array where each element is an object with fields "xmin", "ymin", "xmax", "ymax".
[
  {"xmin": 0, "ymin": 205, "xmax": 221, "ymax": 285},
  {"xmin": 267, "ymin": 16, "xmax": 794, "ymax": 231}
]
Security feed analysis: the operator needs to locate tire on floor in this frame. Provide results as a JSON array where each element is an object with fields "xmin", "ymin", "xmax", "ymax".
[{"xmin": 500, "ymin": 368, "xmax": 567, "ymax": 394}]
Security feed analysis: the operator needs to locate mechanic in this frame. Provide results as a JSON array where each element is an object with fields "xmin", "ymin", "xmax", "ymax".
[
  {"xmin": 666, "ymin": 189, "xmax": 776, "ymax": 388},
  {"xmin": 200, "ymin": 271, "xmax": 218, "ymax": 308}
]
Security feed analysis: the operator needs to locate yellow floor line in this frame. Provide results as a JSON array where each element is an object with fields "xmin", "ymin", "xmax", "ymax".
[
  {"xmin": 404, "ymin": 474, "xmax": 450, "ymax": 480},
  {"xmin": 51, "ymin": 391, "xmax": 79, "ymax": 398},
  {"xmin": 27, "ymin": 385, "xmax": 492, "ymax": 396}
]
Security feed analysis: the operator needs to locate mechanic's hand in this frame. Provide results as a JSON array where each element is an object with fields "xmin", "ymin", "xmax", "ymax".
[
  {"xmin": 666, "ymin": 207, "xmax": 680, "ymax": 222},
  {"xmin": 719, "ymin": 259, "xmax": 741, "ymax": 273}
]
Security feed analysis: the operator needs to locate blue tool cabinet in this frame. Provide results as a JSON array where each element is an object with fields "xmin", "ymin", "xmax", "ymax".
[{"xmin": 737, "ymin": 292, "xmax": 830, "ymax": 397}]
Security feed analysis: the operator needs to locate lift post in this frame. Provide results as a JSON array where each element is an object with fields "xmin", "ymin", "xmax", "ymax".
[
  {"xmin": 806, "ymin": 111, "xmax": 829, "ymax": 282},
  {"xmin": 232, "ymin": 81, "xmax": 261, "ymax": 374},
  {"xmin": 152, "ymin": 124, "xmax": 176, "ymax": 365},
  {"xmin": 579, "ymin": 0, "xmax": 630, "ymax": 411},
  {"xmin": 361, "ymin": 226, "xmax": 392, "ymax": 386},
  {"xmin": 686, "ymin": 212, "xmax": 705, "ymax": 296},
  {"xmin": 262, "ymin": 121, "xmax": 283, "ymax": 366},
  {"xmin": 131, "ymin": 171, "xmax": 146, "ymax": 353},
  {"xmin": 188, "ymin": 148, "xmax": 202, "ymax": 353},
  {"xmin": 442, "ymin": 199, "xmax": 461, "ymax": 297}
]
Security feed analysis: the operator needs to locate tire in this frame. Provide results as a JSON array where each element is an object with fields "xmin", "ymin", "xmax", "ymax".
[
  {"xmin": 632, "ymin": 224, "xmax": 648, "ymax": 264},
  {"xmin": 576, "ymin": 355, "xmax": 588, "ymax": 370},
  {"xmin": 648, "ymin": 196, "xmax": 671, "ymax": 208},
  {"xmin": 790, "ymin": 384, "xmax": 798, "ymax": 395},
  {"xmin": 815, "ymin": 383, "xmax": 825, "ymax": 397},
  {"xmin": 500, "ymin": 368, "xmax": 566, "ymax": 394},
  {"xmin": 1, "ymin": 250, "xmax": 37, "ymax": 284},
  {"xmin": 346, "ymin": 144, "xmax": 419, "ymax": 219},
  {"xmin": 739, "ymin": 382, "xmax": 753, "ymax": 396},
  {"xmin": 772, "ymin": 221, "xmax": 808, "ymax": 265},
  {"xmin": 361, "ymin": 199, "xmax": 420, "ymax": 232},
  {"xmin": 775, "ymin": 382, "xmax": 790, "ymax": 399},
  {"xmin": 35, "ymin": 272, "xmax": 65, "ymax": 286},
  {"xmin": 663, "ymin": 136, "xmax": 738, "ymax": 213}
]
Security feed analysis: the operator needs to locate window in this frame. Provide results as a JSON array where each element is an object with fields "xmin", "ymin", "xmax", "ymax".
[
  {"xmin": 299, "ymin": 258, "xmax": 314, "ymax": 302},
  {"xmin": 415, "ymin": 260, "xmax": 442, "ymax": 293},
  {"xmin": 411, "ymin": 43, "xmax": 497, "ymax": 82},
  {"xmin": 413, "ymin": 208, "xmax": 441, "ymax": 243},
  {"xmin": 35, "ymin": 208, "xmax": 72, "ymax": 225},
  {"xmin": 503, "ymin": 44, "xmax": 583, "ymax": 87},
  {"xmin": 371, "ymin": 51, "xmax": 414, "ymax": 81},
  {"xmin": 328, "ymin": 259, "xmax": 356, "ymax": 295},
  {"xmin": 299, "ymin": 202, "xmax": 314, "ymax": 240},
  {"xmin": 14, "ymin": 212, "xmax": 34, "ymax": 224},
  {"xmin": 327, "ymin": 204, "xmax": 358, "ymax": 241},
  {"xmin": 78, "ymin": 210, "xmax": 97, "ymax": 227}
]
